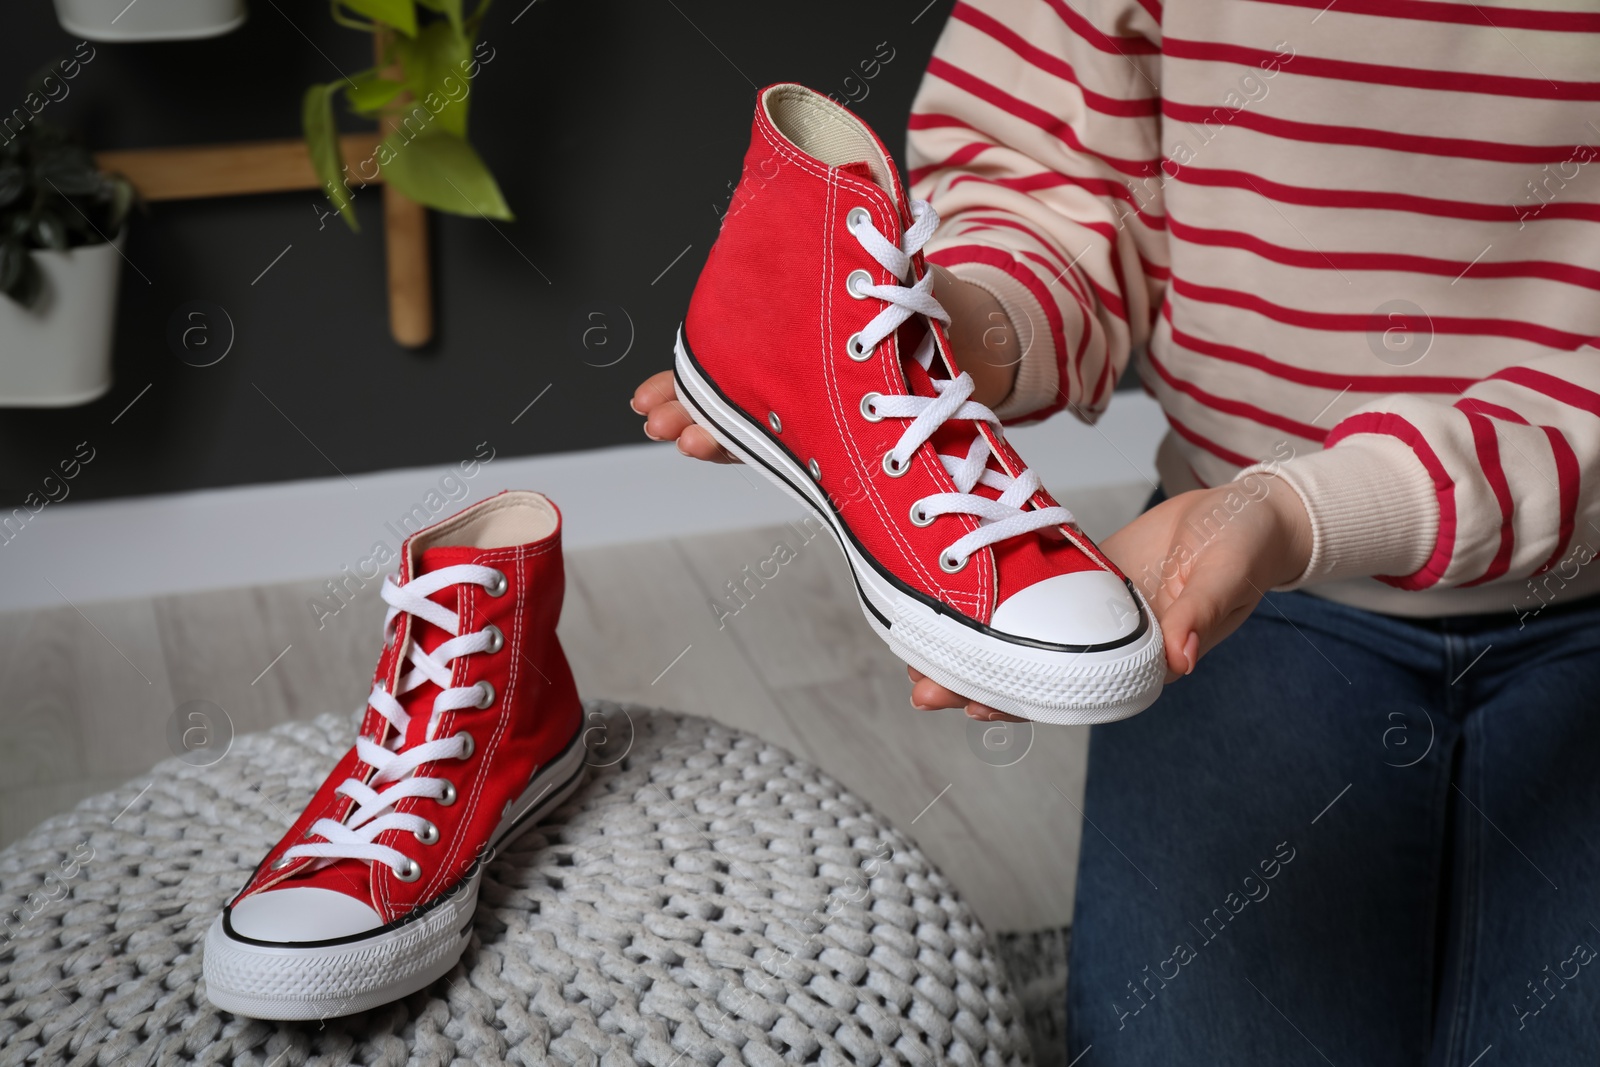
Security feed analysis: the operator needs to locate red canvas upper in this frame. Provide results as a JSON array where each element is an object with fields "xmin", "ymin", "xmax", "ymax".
[
  {"xmin": 685, "ymin": 84, "xmax": 1126, "ymax": 626},
  {"xmin": 233, "ymin": 491, "xmax": 582, "ymax": 922}
]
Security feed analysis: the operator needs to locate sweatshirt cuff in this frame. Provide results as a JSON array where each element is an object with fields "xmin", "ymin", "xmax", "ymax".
[
  {"xmin": 1236, "ymin": 436, "xmax": 1439, "ymax": 588},
  {"xmin": 942, "ymin": 261, "xmax": 1060, "ymax": 423}
]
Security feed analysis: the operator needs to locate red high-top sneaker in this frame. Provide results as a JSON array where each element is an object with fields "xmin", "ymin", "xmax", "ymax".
[
  {"xmin": 675, "ymin": 84, "xmax": 1164, "ymax": 724},
  {"xmin": 203, "ymin": 490, "xmax": 586, "ymax": 1020}
]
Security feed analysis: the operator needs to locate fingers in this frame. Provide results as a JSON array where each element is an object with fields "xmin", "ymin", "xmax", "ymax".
[
  {"xmin": 631, "ymin": 370, "xmax": 677, "ymax": 414},
  {"xmin": 905, "ymin": 665, "xmax": 1024, "ymax": 722},
  {"xmin": 1156, "ymin": 558, "xmax": 1258, "ymax": 678},
  {"xmin": 631, "ymin": 371, "xmax": 737, "ymax": 463},
  {"xmin": 679, "ymin": 424, "xmax": 738, "ymax": 463}
]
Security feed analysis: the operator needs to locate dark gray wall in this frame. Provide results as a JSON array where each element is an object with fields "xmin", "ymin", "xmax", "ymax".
[{"xmin": 0, "ymin": 0, "xmax": 954, "ymax": 506}]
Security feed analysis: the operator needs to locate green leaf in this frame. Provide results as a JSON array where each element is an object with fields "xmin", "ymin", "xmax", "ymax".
[
  {"xmin": 378, "ymin": 129, "xmax": 511, "ymax": 220},
  {"xmin": 393, "ymin": 20, "xmax": 472, "ymax": 137},
  {"xmin": 335, "ymin": 0, "xmax": 416, "ymax": 35},
  {"xmin": 302, "ymin": 83, "xmax": 359, "ymax": 232},
  {"xmin": 344, "ymin": 74, "xmax": 405, "ymax": 115}
]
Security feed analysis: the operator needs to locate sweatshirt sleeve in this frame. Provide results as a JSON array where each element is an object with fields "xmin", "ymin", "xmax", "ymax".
[
  {"xmin": 906, "ymin": 0, "xmax": 1169, "ymax": 425},
  {"xmin": 1240, "ymin": 349, "xmax": 1600, "ymax": 592}
]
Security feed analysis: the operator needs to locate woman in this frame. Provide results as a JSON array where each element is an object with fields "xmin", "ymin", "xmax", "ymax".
[{"xmin": 636, "ymin": 1, "xmax": 1600, "ymax": 1062}]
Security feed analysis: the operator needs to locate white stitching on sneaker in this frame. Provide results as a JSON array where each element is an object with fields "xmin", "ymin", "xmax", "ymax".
[{"xmin": 845, "ymin": 201, "xmax": 1076, "ymax": 572}]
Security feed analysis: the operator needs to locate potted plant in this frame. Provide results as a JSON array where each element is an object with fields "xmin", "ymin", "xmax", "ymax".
[
  {"xmin": 303, "ymin": 0, "xmax": 510, "ymax": 231},
  {"xmin": 0, "ymin": 102, "xmax": 134, "ymax": 408},
  {"xmin": 53, "ymin": 0, "xmax": 246, "ymax": 42}
]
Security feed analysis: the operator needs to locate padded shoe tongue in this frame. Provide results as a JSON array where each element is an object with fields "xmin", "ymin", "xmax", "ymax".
[{"xmin": 272, "ymin": 545, "xmax": 481, "ymax": 902}]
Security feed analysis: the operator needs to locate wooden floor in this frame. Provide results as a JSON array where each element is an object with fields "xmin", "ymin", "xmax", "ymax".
[{"xmin": 0, "ymin": 482, "xmax": 1148, "ymax": 933}]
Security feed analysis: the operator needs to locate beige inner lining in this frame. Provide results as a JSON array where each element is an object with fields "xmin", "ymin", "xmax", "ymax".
[
  {"xmin": 763, "ymin": 84, "xmax": 896, "ymax": 198},
  {"xmin": 412, "ymin": 490, "xmax": 557, "ymax": 552}
]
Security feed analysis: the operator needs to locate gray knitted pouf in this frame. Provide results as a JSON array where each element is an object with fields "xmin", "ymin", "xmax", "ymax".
[{"xmin": 0, "ymin": 703, "xmax": 1029, "ymax": 1066}]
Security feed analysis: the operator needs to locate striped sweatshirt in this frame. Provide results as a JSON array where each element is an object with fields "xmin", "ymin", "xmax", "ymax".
[{"xmin": 907, "ymin": 0, "xmax": 1600, "ymax": 618}]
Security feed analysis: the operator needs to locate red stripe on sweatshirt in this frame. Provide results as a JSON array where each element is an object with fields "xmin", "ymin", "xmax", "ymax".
[
  {"xmin": 1163, "ymin": 304, "xmax": 1478, "ymax": 393},
  {"xmin": 909, "ymin": 141, "xmax": 993, "ymax": 186},
  {"xmin": 1173, "ymin": 278, "xmax": 1600, "ymax": 351},
  {"xmin": 926, "ymin": 58, "xmax": 1162, "ymax": 178},
  {"xmin": 947, "ymin": 171, "xmax": 1168, "ymax": 229},
  {"xmin": 1163, "ymin": 38, "xmax": 1600, "ymax": 101},
  {"xmin": 1242, "ymin": 0, "xmax": 1600, "ymax": 34},
  {"xmin": 1326, "ymin": 412, "xmax": 1457, "ymax": 590},
  {"xmin": 1174, "ymin": 165, "xmax": 1600, "ymax": 225},
  {"xmin": 951, "ymin": 4, "xmax": 1160, "ymax": 118},
  {"xmin": 1456, "ymin": 409, "xmax": 1515, "ymax": 587},
  {"xmin": 1042, "ymin": 0, "xmax": 1162, "ymax": 55},
  {"xmin": 1162, "ymin": 99, "xmax": 1597, "ymax": 165},
  {"xmin": 1490, "ymin": 366, "xmax": 1600, "ymax": 419},
  {"xmin": 1451, "ymin": 398, "xmax": 1579, "ymax": 580},
  {"xmin": 1536, "ymin": 426, "xmax": 1581, "ymax": 577},
  {"xmin": 1169, "ymin": 218, "xmax": 1600, "ymax": 292},
  {"xmin": 1164, "ymin": 410, "xmax": 1260, "ymax": 467},
  {"xmin": 1147, "ymin": 345, "xmax": 1329, "ymax": 442}
]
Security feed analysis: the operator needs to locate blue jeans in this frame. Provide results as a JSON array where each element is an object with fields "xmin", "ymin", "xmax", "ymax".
[{"xmin": 1066, "ymin": 579, "xmax": 1600, "ymax": 1066}]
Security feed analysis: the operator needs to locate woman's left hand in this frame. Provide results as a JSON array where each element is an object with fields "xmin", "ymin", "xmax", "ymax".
[{"xmin": 908, "ymin": 475, "xmax": 1314, "ymax": 721}]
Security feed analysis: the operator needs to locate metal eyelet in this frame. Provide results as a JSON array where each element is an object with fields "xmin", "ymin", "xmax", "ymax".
[
  {"xmin": 768, "ymin": 411, "xmax": 782, "ymax": 434},
  {"xmin": 910, "ymin": 502, "xmax": 935, "ymax": 527},
  {"xmin": 481, "ymin": 624, "xmax": 504, "ymax": 654},
  {"xmin": 455, "ymin": 729, "xmax": 475, "ymax": 760},
  {"xmin": 939, "ymin": 552, "xmax": 969, "ymax": 574},
  {"xmin": 808, "ymin": 458, "xmax": 822, "ymax": 481},
  {"xmin": 414, "ymin": 821, "xmax": 439, "ymax": 845},
  {"xmin": 845, "ymin": 270, "xmax": 873, "ymax": 299},
  {"xmin": 846, "ymin": 206, "xmax": 871, "ymax": 231},
  {"xmin": 438, "ymin": 781, "xmax": 458, "ymax": 806},
  {"xmin": 846, "ymin": 333, "xmax": 872, "ymax": 362},
  {"xmin": 484, "ymin": 570, "xmax": 508, "ymax": 597},
  {"xmin": 860, "ymin": 392, "xmax": 884, "ymax": 422},
  {"xmin": 474, "ymin": 681, "xmax": 495, "ymax": 709},
  {"xmin": 270, "ymin": 856, "xmax": 293, "ymax": 871},
  {"xmin": 882, "ymin": 452, "xmax": 910, "ymax": 478},
  {"xmin": 394, "ymin": 859, "xmax": 422, "ymax": 882}
]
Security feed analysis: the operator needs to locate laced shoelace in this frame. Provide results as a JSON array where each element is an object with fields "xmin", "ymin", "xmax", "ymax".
[
  {"xmin": 847, "ymin": 199, "xmax": 1074, "ymax": 573},
  {"xmin": 277, "ymin": 564, "xmax": 504, "ymax": 881}
]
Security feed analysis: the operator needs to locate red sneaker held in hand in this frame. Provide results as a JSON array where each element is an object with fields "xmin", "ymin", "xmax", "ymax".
[
  {"xmin": 204, "ymin": 490, "xmax": 586, "ymax": 1020},
  {"xmin": 674, "ymin": 84, "xmax": 1164, "ymax": 724}
]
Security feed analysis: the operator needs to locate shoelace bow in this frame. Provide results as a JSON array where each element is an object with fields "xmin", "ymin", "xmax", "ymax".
[
  {"xmin": 849, "ymin": 199, "xmax": 1074, "ymax": 572},
  {"xmin": 279, "ymin": 564, "xmax": 502, "ymax": 878}
]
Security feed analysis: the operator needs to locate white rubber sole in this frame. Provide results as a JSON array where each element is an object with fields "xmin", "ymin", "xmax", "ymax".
[
  {"xmin": 202, "ymin": 733, "xmax": 588, "ymax": 1020},
  {"xmin": 675, "ymin": 330, "xmax": 1165, "ymax": 725}
]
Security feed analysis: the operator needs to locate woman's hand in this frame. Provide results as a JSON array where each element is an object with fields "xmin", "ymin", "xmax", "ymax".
[
  {"xmin": 909, "ymin": 476, "xmax": 1314, "ymax": 721},
  {"xmin": 630, "ymin": 371, "xmax": 738, "ymax": 463},
  {"xmin": 629, "ymin": 267, "xmax": 1021, "ymax": 458}
]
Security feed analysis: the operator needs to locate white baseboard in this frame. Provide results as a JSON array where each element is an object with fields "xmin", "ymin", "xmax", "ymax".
[{"xmin": 0, "ymin": 393, "xmax": 1164, "ymax": 613}]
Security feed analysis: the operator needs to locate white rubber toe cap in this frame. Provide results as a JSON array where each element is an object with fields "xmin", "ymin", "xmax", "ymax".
[
  {"xmin": 990, "ymin": 569, "xmax": 1142, "ymax": 647},
  {"xmin": 229, "ymin": 886, "xmax": 384, "ymax": 942}
]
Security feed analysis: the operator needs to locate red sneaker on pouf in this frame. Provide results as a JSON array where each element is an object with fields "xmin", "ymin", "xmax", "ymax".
[
  {"xmin": 675, "ymin": 84, "xmax": 1164, "ymax": 724},
  {"xmin": 204, "ymin": 490, "xmax": 586, "ymax": 1020}
]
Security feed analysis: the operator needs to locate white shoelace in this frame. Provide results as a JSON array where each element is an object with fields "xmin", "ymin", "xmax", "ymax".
[
  {"xmin": 278, "ymin": 564, "xmax": 504, "ymax": 879},
  {"xmin": 848, "ymin": 199, "xmax": 1074, "ymax": 572}
]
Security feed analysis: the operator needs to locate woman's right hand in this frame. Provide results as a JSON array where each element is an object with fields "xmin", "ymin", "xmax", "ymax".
[{"xmin": 630, "ymin": 371, "xmax": 739, "ymax": 463}]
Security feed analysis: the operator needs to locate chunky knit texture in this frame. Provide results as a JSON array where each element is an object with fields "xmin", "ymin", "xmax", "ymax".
[{"xmin": 0, "ymin": 704, "xmax": 1029, "ymax": 1066}]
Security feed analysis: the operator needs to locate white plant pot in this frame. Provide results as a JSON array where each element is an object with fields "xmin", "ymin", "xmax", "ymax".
[
  {"xmin": 53, "ymin": 0, "xmax": 246, "ymax": 41},
  {"xmin": 0, "ymin": 239, "xmax": 123, "ymax": 408}
]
